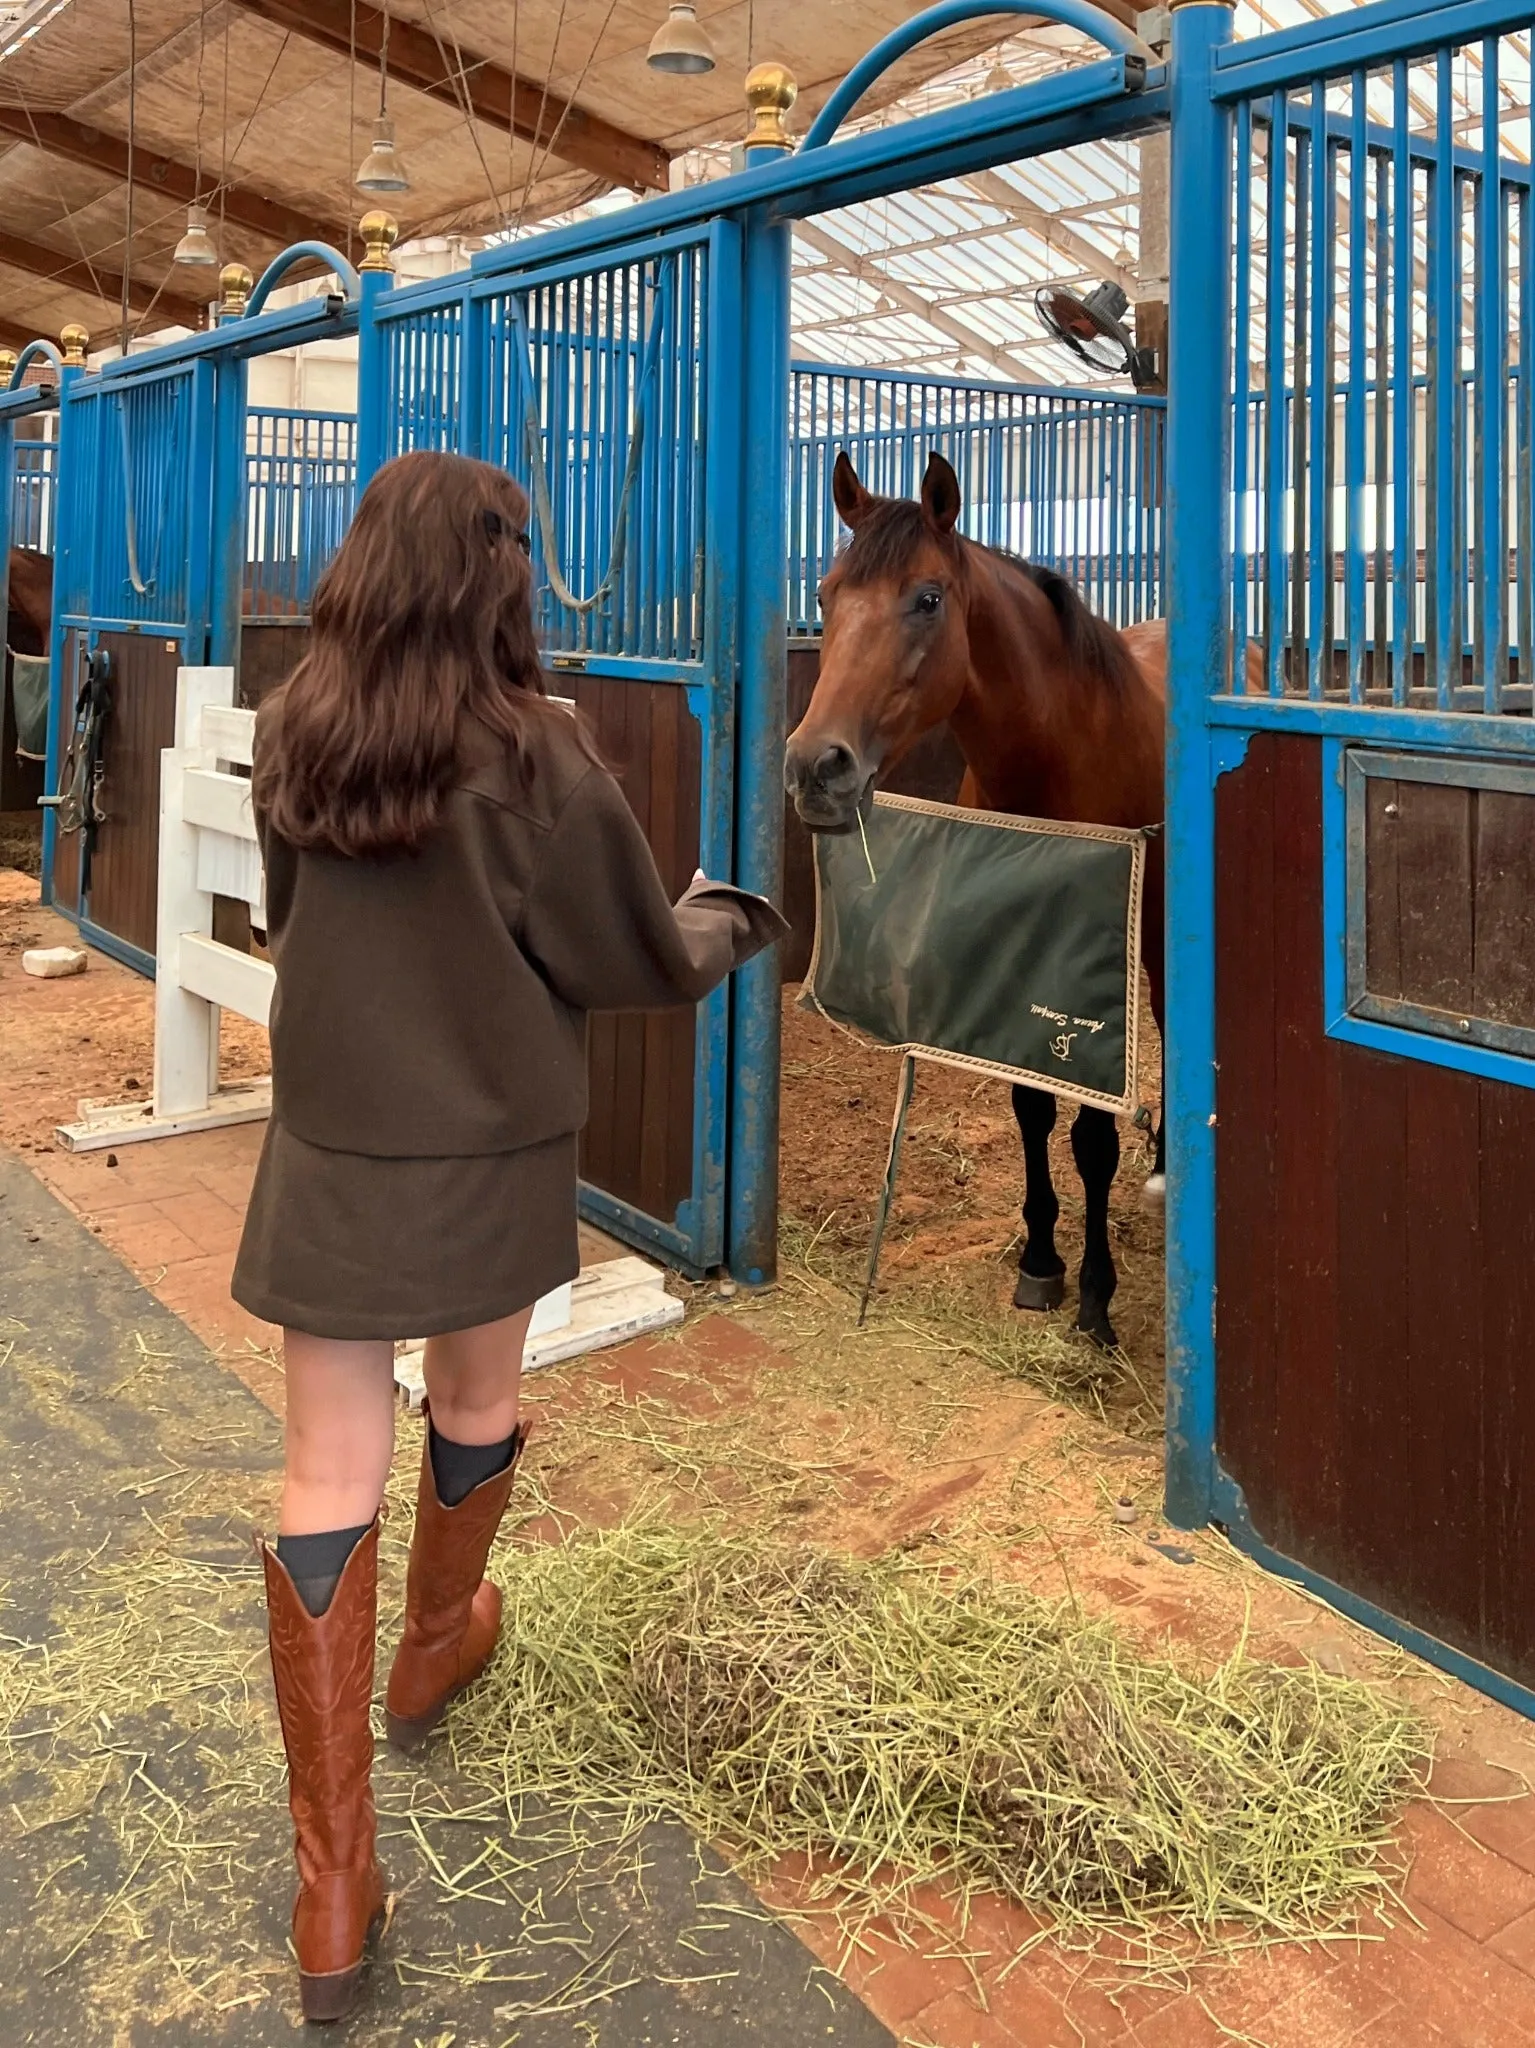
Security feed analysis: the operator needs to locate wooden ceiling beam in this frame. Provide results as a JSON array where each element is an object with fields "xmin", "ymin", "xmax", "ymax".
[
  {"xmin": 0, "ymin": 109, "xmax": 349, "ymax": 253},
  {"xmin": 0, "ymin": 229, "xmax": 210, "ymax": 333},
  {"xmin": 0, "ymin": 316, "xmax": 50, "ymax": 356},
  {"xmin": 227, "ymin": 0, "xmax": 670, "ymax": 194}
]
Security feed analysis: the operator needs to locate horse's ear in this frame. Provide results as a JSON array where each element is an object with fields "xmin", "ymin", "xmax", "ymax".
[
  {"xmin": 832, "ymin": 452, "xmax": 874, "ymax": 530},
  {"xmin": 921, "ymin": 452, "xmax": 962, "ymax": 535}
]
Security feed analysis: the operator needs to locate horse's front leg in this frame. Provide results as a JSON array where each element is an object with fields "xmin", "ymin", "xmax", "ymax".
[
  {"xmin": 1011, "ymin": 1084, "xmax": 1065, "ymax": 1311},
  {"xmin": 1071, "ymin": 1104, "xmax": 1121, "ymax": 1348}
]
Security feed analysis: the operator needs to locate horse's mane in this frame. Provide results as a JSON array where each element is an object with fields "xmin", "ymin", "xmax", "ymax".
[
  {"xmin": 837, "ymin": 500, "xmax": 1138, "ymax": 694},
  {"xmin": 994, "ymin": 551, "xmax": 1141, "ymax": 695}
]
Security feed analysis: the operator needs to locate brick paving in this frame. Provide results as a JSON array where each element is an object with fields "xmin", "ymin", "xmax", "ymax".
[{"xmin": 5, "ymin": 893, "xmax": 1535, "ymax": 2045}]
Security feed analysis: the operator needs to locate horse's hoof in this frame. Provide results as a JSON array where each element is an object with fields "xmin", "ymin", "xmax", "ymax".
[
  {"xmin": 1014, "ymin": 1268, "xmax": 1066, "ymax": 1312},
  {"xmin": 1141, "ymin": 1172, "xmax": 1166, "ymax": 1210},
  {"xmin": 1076, "ymin": 1300, "xmax": 1118, "ymax": 1350}
]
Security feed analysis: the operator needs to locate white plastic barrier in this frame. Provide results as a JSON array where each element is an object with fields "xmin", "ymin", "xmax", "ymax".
[{"xmin": 55, "ymin": 667, "xmax": 684, "ymax": 1368}]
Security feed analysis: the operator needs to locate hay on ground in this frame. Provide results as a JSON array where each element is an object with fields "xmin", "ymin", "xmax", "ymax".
[{"xmin": 457, "ymin": 1523, "xmax": 1427, "ymax": 1951}]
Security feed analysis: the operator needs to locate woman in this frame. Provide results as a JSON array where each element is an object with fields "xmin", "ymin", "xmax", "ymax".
[{"xmin": 234, "ymin": 449, "xmax": 784, "ymax": 2023}]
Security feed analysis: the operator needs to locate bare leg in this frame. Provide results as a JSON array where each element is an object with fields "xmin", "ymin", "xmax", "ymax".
[
  {"xmin": 1011, "ymin": 1084, "xmax": 1066, "ymax": 1311},
  {"xmin": 420, "ymin": 1306, "xmax": 536, "ymax": 1446},
  {"xmin": 1071, "ymin": 1106, "xmax": 1121, "ymax": 1349},
  {"xmin": 280, "ymin": 1332, "xmax": 396, "ymax": 1536}
]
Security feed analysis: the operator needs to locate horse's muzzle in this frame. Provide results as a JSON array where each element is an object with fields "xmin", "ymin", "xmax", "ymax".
[{"xmin": 782, "ymin": 737, "xmax": 870, "ymax": 833}]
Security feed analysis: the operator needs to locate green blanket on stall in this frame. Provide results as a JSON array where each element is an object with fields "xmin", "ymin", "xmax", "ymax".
[
  {"xmin": 8, "ymin": 651, "xmax": 49, "ymax": 759},
  {"xmin": 802, "ymin": 793, "xmax": 1146, "ymax": 1113}
]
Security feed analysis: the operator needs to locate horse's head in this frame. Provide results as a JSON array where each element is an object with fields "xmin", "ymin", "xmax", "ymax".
[{"xmin": 784, "ymin": 452, "xmax": 971, "ymax": 832}]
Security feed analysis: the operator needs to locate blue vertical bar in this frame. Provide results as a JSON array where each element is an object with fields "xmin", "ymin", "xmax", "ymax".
[
  {"xmin": 0, "ymin": 410, "xmax": 13, "ymax": 658},
  {"xmin": 1306, "ymin": 96, "xmax": 1334, "ymax": 699},
  {"xmin": 1344, "ymin": 71, "xmax": 1368, "ymax": 703},
  {"xmin": 196, "ymin": 352, "xmax": 233, "ymax": 667},
  {"xmin": 1520, "ymin": 166, "xmax": 1534, "ymax": 700},
  {"xmin": 1428, "ymin": 50, "xmax": 1457, "ymax": 707},
  {"xmin": 1164, "ymin": 4, "xmax": 1233, "ymax": 1532},
  {"xmin": 1391, "ymin": 64, "xmax": 1413, "ymax": 704},
  {"xmin": 354, "ymin": 254, "xmax": 395, "ymax": 496},
  {"xmin": 463, "ymin": 288, "xmax": 488, "ymax": 461},
  {"xmin": 1264, "ymin": 99, "xmax": 1290, "ymax": 694},
  {"xmin": 729, "ymin": 202, "xmax": 791, "ymax": 1287},
  {"xmin": 41, "ymin": 359, "xmax": 83, "ymax": 906},
  {"xmin": 1233, "ymin": 99, "xmax": 1252, "ymax": 674},
  {"xmin": 1477, "ymin": 38, "xmax": 1506, "ymax": 712}
]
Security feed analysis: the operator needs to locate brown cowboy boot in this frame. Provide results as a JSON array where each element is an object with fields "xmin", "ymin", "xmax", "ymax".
[
  {"xmin": 262, "ymin": 1520, "xmax": 387, "ymax": 2023},
  {"xmin": 384, "ymin": 1419, "xmax": 528, "ymax": 1752}
]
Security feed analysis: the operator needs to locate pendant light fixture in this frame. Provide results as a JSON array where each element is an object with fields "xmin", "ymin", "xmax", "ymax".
[
  {"xmin": 357, "ymin": 4, "xmax": 411, "ymax": 195},
  {"xmin": 176, "ymin": 4, "xmax": 219, "ymax": 266},
  {"xmin": 174, "ymin": 202, "xmax": 218, "ymax": 266},
  {"xmin": 647, "ymin": 3, "xmax": 716, "ymax": 76}
]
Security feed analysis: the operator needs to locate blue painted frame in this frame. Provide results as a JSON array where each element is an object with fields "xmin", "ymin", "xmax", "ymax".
[
  {"xmin": 1166, "ymin": 0, "xmax": 1535, "ymax": 1724},
  {"xmin": 42, "ymin": 283, "xmax": 366, "ymax": 927},
  {"xmin": 800, "ymin": 0, "xmax": 1151, "ymax": 150},
  {"xmin": 1322, "ymin": 738, "xmax": 1535, "ymax": 1088}
]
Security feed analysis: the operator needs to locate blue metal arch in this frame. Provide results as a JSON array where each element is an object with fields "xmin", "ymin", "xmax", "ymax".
[
  {"xmin": 244, "ymin": 242, "xmax": 360, "ymax": 320},
  {"xmin": 800, "ymin": 0, "xmax": 1153, "ymax": 151},
  {"xmin": 5, "ymin": 340, "xmax": 64, "ymax": 392}
]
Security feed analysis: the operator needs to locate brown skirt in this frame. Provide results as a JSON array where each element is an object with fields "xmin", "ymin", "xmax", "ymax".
[{"xmin": 231, "ymin": 1121, "xmax": 581, "ymax": 1341}]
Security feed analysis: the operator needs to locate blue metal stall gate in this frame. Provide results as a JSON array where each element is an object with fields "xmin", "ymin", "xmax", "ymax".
[
  {"xmin": 1165, "ymin": 0, "xmax": 1535, "ymax": 1715},
  {"xmin": 42, "ymin": 246, "xmax": 364, "ymax": 971},
  {"xmin": 368, "ymin": 222, "xmax": 744, "ymax": 1275},
  {"xmin": 788, "ymin": 365, "xmax": 1164, "ymax": 634}
]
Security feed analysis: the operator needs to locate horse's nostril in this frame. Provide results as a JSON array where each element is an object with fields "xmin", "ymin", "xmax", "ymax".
[{"xmin": 813, "ymin": 743, "xmax": 858, "ymax": 789}]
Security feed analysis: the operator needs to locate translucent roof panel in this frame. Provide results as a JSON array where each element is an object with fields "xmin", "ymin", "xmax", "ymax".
[{"xmin": 505, "ymin": 3, "xmax": 1529, "ymax": 391}]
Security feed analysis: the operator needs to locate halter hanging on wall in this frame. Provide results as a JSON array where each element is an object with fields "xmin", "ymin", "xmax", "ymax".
[
  {"xmin": 118, "ymin": 389, "xmax": 181, "ymax": 598},
  {"xmin": 505, "ymin": 269, "xmax": 669, "ymax": 617}
]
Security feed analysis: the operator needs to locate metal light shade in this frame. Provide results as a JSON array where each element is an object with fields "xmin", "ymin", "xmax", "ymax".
[
  {"xmin": 355, "ymin": 115, "xmax": 411, "ymax": 196},
  {"xmin": 646, "ymin": 2, "xmax": 716, "ymax": 75},
  {"xmin": 173, "ymin": 203, "xmax": 218, "ymax": 267}
]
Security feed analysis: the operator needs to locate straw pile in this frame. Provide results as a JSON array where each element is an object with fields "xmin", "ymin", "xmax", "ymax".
[{"xmin": 459, "ymin": 1523, "xmax": 1426, "ymax": 1946}]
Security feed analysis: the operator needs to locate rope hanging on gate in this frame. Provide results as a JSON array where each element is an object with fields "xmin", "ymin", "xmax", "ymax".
[
  {"xmin": 118, "ymin": 393, "xmax": 180, "ymax": 597},
  {"xmin": 506, "ymin": 275, "xmax": 668, "ymax": 616}
]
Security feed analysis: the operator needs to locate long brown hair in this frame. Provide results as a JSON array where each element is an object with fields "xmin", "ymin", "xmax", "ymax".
[{"xmin": 254, "ymin": 449, "xmax": 576, "ymax": 857}]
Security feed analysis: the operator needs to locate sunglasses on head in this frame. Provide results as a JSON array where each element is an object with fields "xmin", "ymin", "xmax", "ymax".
[{"xmin": 483, "ymin": 507, "xmax": 532, "ymax": 556}]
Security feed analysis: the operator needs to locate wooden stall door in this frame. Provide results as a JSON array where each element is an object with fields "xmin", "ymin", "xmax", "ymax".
[
  {"xmin": 1214, "ymin": 731, "xmax": 1535, "ymax": 1689},
  {"xmin": 569, "ymin": 676, "xmax": 702, "ymax": 1228},
  {"xmin": 84, "ymin": 631, "xmax": 181, "ymax": 958},
  {"xmin": 238, "ymin": 620, "xmax": 309, "ymax": 708}
]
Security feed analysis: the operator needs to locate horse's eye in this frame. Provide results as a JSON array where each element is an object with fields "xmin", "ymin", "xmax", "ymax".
[{"xmin": 914, "ymin": 589, "xmax": 942, "ymax": 618}]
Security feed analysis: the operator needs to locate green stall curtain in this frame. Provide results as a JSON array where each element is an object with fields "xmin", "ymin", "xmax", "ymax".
[
  {"xmin": 8, "ymin": 652, "xmax": 50, "ymax": 760},
  {"xmin": 802, "ymin": 793, "xmax": 1146, "ymax": 1114}
]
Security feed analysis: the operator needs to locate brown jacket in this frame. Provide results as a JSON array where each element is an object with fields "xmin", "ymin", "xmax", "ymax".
[{"xmin": 254, "ymin": 698, "xmax": 785, "ymax": 1158}]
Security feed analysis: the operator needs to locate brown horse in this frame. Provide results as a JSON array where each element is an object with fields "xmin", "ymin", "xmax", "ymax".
[
  {"xmin": 6, "ymin": 546, "xmax": 53, "ymax": 655},
  {"xmin": 783, "ymin": 451, "xmax": 1172, "ymax": 1348}
]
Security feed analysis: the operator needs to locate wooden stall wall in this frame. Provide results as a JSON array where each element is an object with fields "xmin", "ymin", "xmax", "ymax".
[
  {"xmin": 782, "ymin": 640, "xmax": 967, "ymax": 983},
  {"xmin": 239, "ymin": 620, "xmax": 310, "ymax": 708},
  {"xmin": 84, "ymin": 631, "xmax": 180, "ymax": 957},
  {"xmin": 569, "ymin": 676, "xmax": 701, "ymax": 1226},
  {"xmin": 1214, "ymin": 730, "xmax": 1535, "ymax": 1687}
]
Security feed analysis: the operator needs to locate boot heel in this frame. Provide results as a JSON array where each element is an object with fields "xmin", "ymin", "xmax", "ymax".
[
  {"xmin": 384, "ymin": 1703, "xmax": 444, "ymax": 1753},
  {"xmin": 300, "ymin": 1961, "xmax": 365, "ymax": 2024}
]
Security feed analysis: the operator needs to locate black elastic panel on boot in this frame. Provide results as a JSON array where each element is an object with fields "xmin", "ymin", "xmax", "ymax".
[
  {"xmin": 275, "ymin": 1523, "xmax": 371, "ymax": 1618},
  {"xmin": 429, "ymin": 1424, "xmax": 521, "ymax": 1508}
]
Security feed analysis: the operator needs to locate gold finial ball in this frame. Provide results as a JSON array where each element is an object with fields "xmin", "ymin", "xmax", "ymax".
[
  {"xmin": 219, "ymin": 263, "xmax": 254, "ymax": 317},
  {"xmin": 60, "ymin": 322, "xmax": 89, "ymax": 367},
  {"xmin": 359, "ymin": 211, "xmax": 400, "ymax": 273},
  {"xmin": 0, "ymin": 349, "xmax": 16, "ymax": 388},
  {"xmin": 744, "ymin": 62, "xmax": 797, "ymax": 152}
]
